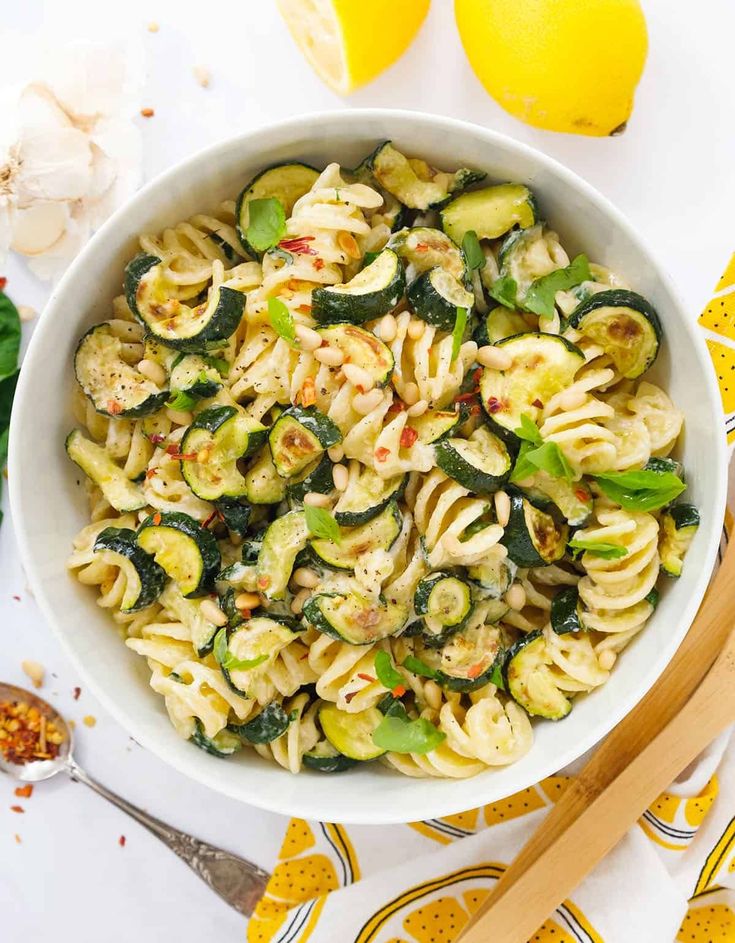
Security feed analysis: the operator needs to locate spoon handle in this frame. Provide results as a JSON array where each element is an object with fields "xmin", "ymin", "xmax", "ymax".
[{"xmin": 65, "ymin": 756, "xmax": 270, "ymax": 915}]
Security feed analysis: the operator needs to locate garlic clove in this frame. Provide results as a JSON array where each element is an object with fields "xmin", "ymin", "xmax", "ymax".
[
  {"xmin": 15, "ymin": 126, "xmax": 92, "ymax": 203},
  {"xmin": 25, "ymin": 202, "xmax": 90, "ymax": 280},
  {"xmin": 10, "ymin": 200, "xmax": 69, "ymax": 255}
]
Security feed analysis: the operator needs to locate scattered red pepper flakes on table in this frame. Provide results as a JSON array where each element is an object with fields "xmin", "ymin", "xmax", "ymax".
[
  {"xmin": 14, "ymin": 785, "xmax": 33, "ymax": 799},
  {"xmin": 10, "ymin": 806, "xmax": 24, "ymax": 814},
  {"xmin": 118, "ymin": 835, "xmax": 126, "ymax": 847},
  {"xmin": 72, "ymin": 687, "xmax": 81, "ymax": 701}
]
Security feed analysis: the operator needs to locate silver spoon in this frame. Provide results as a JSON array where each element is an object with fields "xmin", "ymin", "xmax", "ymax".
[{"xmin": 0, "ymin": 682, "xmax": 270, "ymax": 915}]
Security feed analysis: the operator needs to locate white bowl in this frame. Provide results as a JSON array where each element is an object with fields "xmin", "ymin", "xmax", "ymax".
[{"xmin": 10, "ymin": 110, "xmax": 727, "ymax": 825}]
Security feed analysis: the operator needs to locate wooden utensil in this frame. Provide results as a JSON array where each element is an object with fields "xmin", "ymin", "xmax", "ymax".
[{"xmin": 457, "ymin": 526, "xmax": 735, "ymax": 943}]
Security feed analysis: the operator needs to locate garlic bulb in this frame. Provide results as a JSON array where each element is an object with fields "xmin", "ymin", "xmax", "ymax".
[{"xmin": 0, "ymin": 42, "xmax": 142, "ymax": 282}]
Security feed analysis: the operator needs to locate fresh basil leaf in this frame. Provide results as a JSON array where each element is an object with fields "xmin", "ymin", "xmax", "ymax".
[
  {"xmin": 362, "ymin": 250, "xmax": 380, "ymax": 267},
  {"xmin": 166, "ymin": 390, "xmax": 197, "ymax": 411},
  {"xmin": 235, "ymin": 703, "xmax": 292, "ymax": 744},
  {"xmin": 488, "ymin": 275, "xmax": 518, "ymax": 310},
  {"xmin": 451, "ymin": 306, "xmax": 468, "ymax": 363},
  {"xmin": 0, "ymin": 293, "xmax": 21, "ymax": 383},
  {"xmin": 524, "ymin": 255, "xmax": 592, "ymax": 319},
  {"xmin": 214, "ymin": 627, "xmax": 268, "ymax": 672},
  {"xmin": 305, "ymin": 505, "xmax": 341, "ymax": 544},
  {"xmin": 374, "ymin": 651, "xmax": 405, "ymax": 692},
  {"xmin": 509, "ymin": 440, "xmax": 537, "ymax": 484},
  {"xmin": 402, "ymin": 655, "xmax": 439, "ymax": 680},
  {"xmin": 267, "ymin": 297, "xmax": 296, "ymax": 346},
  {"xmin": 514, "ymin": 413, "xmax": 543, "ymax": 446},
  {"xmin": 203, "ymin": 355, "xmax": 230, "ymax": 377},
  {"xmin": 489, "ymin": 661, "xmax": 505, "ymax": 691},
  {"xmin": 567, "ymin": 538, "xmax": 628, "ymax": 560},
  {"xmin": 526, "ymin": 441, "xmax": 574, "ymax": 481},
  {"xmin": 372, "ymin": 712, "xmax": 446, "ymax": 755},
  {"xmin": 462, "ymin": 230, "xmax": 484, "ymax": 271},
  {"xmin": 246, "ymin": 197, "xmax": 287, "ymax": 252},
  {"xmin": 594, "ymin": 469, "xmax": 686, "ymax": 512}
]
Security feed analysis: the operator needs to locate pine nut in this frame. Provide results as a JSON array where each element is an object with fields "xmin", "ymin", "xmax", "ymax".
[
  {"xmin": 200, "ymin": 598, "xmax": 228, "ymax": 626},
  {"xmin": 291, "ymin": 588, "xmax": 311, "ymax": 614},
  {"xmin": 108, "ymin": 319, "xmax": 144, "ymax": 340},
  {"xmin": 293, "ymin": 567, "xmax": 320, "ymax": 589},
  {"xmin": 327, "ymin": 444, "xmax": 344, "ymax": 462},
  {"xmin": 337, "ymin": 231, "xmax": 361, "ymax": 259},
  {"xmin": 424, "ymin": 680, "xmax": 442, "ymax": 711},
  {"xmin": 599, "ymin": 650, "xmax": 617, "ymax": 671},
  {"xmin": 314, "ymin": 346, "xmax": 344, "ymax": 366},
  {"xmin": 494, "ymin": 490, "xmax": 511, "ymax": 528},
  {"xmin": 295, "ymin": 324, "xmax": 322, "ymax": 351},
  {"xmin": 407, "ymin": 399, "xmax": 428, "ymax": 418},
  {"xmin": 558, "ymin": 387, "xmax": 587, "ymax": 411},
  {"xmin": 21, "ymin": 660, "xmax": 44, "ymax": 689},
  {"xmin": 304, "ymin": 491, "xmax": 331, "ymax": 507},
  {"xmin": 332, "ymin": 463, "xmax": 348, "ymax": 491},
  {"xmin": 137, "ymin": 358, "xmax": 167, "ymax": 385},
  {"xmin": 407, "ymin": 319, "xmax": 426, "ymax": 340},
  {"xmin": 477, "ymin": 346, "xmax": 513, "ymax": 371},
  {"xmin": 342, "ymin": 363, "xmax": 375, "ymax": 392},
  {"xmin": 235, "ymin": 591, "xmax": 261, "ymax": 611},
  {"xmin": 379, "ymin": 314, "xmax": 397, "ymax": 343},
  {"xmin": 166, "ymin": 408, "xmax": 193, "ymax": 426},
  {"xmin": 402, "ymin": 382, "xmax": 420, "ymax": 406},
  {"xmin": 352, "ymin": 389, "xmax": 384, "ymax": 415},
  {"xmin": 504, "ymin": 584, "xmax": 526, "ymax": 611},
  {"xmin": 461, "ymin": 340, "xmax": 478, "ymax": 360}
]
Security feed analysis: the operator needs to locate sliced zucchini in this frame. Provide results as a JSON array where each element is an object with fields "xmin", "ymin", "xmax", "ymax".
[
  {"xmin": 497, "ymin": 224, "xmax": 564, "ymax": 305},
  {"xmin": 317, "ymin": 324, "xmax": 394, "ymax": 387},
  {"xmin": 181, "ymin": 406, "xmax": 267, "ymax": 501},
  {"xmin": 310, "ymin": 501, "xmax": 402, "ymax": 570},
  {"xmin": 388, "ymin": 227, "xmax": 465, "ymax": 280},
  {"xmin": 408, "ymin": 408, "xmax": 461, "ymax": 444},
  {"xmin": 318, "ymin": 704, "xmax": 386, "ymax": 761},
  {"xmin": 660, "ymin": 504, "xmax": 700, "ymax": 577},
  {"xmin": 645, "ymin": 456, "xmax": 684, "ymax": 477},
  {"xmin": 74, "ymin": 323, "xmax": 167, "ymax": 418},
  {"xmin": 256, "ymin": 511, "xmax": 309, "ymax": 599},
  {"xmin": 333, "ymin": 465, "xmax": 406, "ymax": 526},
  {"xmin": 429, "ymin": 623, "xmax": 506, "ymax": 693},
  {"xmin": 518, "ymin": 474, "xmax": 593, "ymax": 526},
  {"xmin": 214, "ymin": 497, "xmax": 251, "ymax": 537},
  {"xmin": 475, "ymin": 307, "xmax": 529, "ymax": 346},
  {"xmin": 235, "ymin": 162, "xmax": 320, "ymax": 256},
  {"xmin": 407, "ymin": 267, "xmax": 475, "ymax": 332},
  {"xmin": 479, "ymin": 333, "xmax": 585, "ymax": 440},
  {"xmin": 230, "ymin": 702, "xmax": 293, "ymax": 744},
  {"xmin": 550, "ymin": 587, "xmax": 583, "ymax": 635},
  {"xmin": 216, "ymin": 618, "xmax": 298, "ymax": 695},
  {"xmin": 136, "ymin": 511, "xmax": 221, "ymax": 597},
  {"xmin": 505, "ymin": 630, "xmax": 572, "ymax": 720},
  {"xmin": 93, "ymin": 527, "xmax": 167, "ymax": 611},
  {"xmin": 568, "ymin": 289, "xmax": 661, "ymax": 379},
  {"xmin": 169, "ymin": 354, "xmax": 222, "ymax": 400},
  {"xmin": 303, "ymin": 739, "xmax": 358, "ymax": 772},
  {"xmin": 441, "ymin": 184, "xmax": 538, "ymax": 246},
  {"xmin": 500, "ymin": 494, "xmax": 569, "ymax": 568},
  {"xmin": 191, "ymin": 722, "xmax": 242, "ymax": 757},
  {"xmin": 160, "ymin": 582, "xmax": 221, "ymax": 656},
  {"xmin": 286, "ymin": 453, "xmax": 335, "ymax": 502},
  {"xmin": 124, "ymin": 254, "xmax": 245, "ymax": 351},
  {"xmin": 269, "ymin": 406, "xmax": 341, "ymax": 478},
  {"xmin": 415, "ymin": 572, "xmax": 473, "ymax": 647},
  {"xmin": 435, "ymin": 426, "xmax": 511, "ymax": 493},
  {"xmin": 243, "ymin": 448, "xmax": 287, "ymax": 504},
  {"xmin": 303, "ymin": 591, "xmax": 408, "ymax": 645},
  {"xmin": 312, "ymin": 249, "xmax": 405, "ymax": 325},
  {"xmin": 66, "ymin": 429, "xmax": 145, "ymax": 512},
  {"xmin": 467, "ymin": 556, "xmax": 516, "ymax": 599},
  {"xmin": 368, "ymin": 141, "xmax": 485, "ymax": 210}
]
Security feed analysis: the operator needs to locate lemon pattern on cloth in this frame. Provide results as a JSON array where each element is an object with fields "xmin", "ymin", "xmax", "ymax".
[{"xmin": 699, "ymin": 252, "xmax": 735, "ymax": 442}]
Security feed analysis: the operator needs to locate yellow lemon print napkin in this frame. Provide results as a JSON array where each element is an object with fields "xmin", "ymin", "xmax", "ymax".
[{"xmin": 248, "ymin": 258, "xmax": 735, "ymax": 943}]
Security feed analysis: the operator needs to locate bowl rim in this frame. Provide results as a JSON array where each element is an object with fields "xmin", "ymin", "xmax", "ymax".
[{"xmin": 9, "ymin": 108, "xmax": 727, "ymax": 824}]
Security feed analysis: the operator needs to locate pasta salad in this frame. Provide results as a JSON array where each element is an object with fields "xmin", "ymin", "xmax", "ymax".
[{"xmin": 66, "ymin": 142, "xmax": 698, "ymax": 777}]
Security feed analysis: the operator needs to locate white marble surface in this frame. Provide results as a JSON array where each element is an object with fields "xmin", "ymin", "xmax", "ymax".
[{"xmin": 1, "ymin": 1, "xmax": 734, "ymax": 940}]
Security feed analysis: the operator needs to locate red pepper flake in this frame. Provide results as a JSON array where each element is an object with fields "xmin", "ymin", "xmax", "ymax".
[
  {"xmin": 386, "ymin": 400, "xmax": 406, "ymax": 416},
  {"xmin": 314, "ymin": 258, "xmax": 325, "ymax": 271},
  {"xmin": 279, "ymin": 236, "xmax": 317, "ymax": 256},
  {"xmin": 297, "ymin": 304, "xmax": 312, "ymax": 314},
  {"xmin": 467, "ymin": 662, "xmax": 485, "ymax": 680},
  {"xmin": 574, "ymin": 488, "xmax": 589, "ymax": 502},
  {"xmin": 118, "ymin": 835, "xmax": 126, "ymax": 847},
  {"xmin": 299, "ymin": 652, "xmax": 308, "ymax": 661},
  {"xmin": 486, "ymin": 396, "xmax": 503, "ymax": 414},
  {"xmin": 12, "ymin": 595, "xmax": 20, "ymax": 602},
  {"xmin": 391, "ymin": 684, "xmax": 407, "ymax": 698},
  {"xmin": 152, "ymin": 513, "xmax": 162, "ymax": 526},
  {"xmin": 107, "ymin": 401, "xmax": 123, "ymax": 415},
  {"xmin": 415, "ymin": 243, "xmax": 429, "ymax": 253},
  {"xmin": 72, "ymin": 687, "xmax": 81, "ymax": 701},
  {"xmin": 257, "ymin": 575, "xmax": 271, "ymax": 590},
  {"xmin": 165, "ymin": 444, "xmax": 178, "ymax": 455},
  {"xmin": 14, "ymin": 785, "xmax": 33, "ymax": 799},
  {"xmin": 374, "ymin": 447, "xmax": 390, "ymax": 463},
  {"xmin": 357, "ymin": 673, "xmax": 375, "ymax": 683},
  {"xmin": 470, "ymin": 404, "xmax": 481, "ymax": 416},
  {"xmin": 400, "ymin": 426, "xmax": 418, "ymax": 449},
  {"xmin": 239, "ymin": 609, "xmax": 252, "ymax": 620},
  {"xmin": 140, "ymin": 107, "xmax": 155, "ymax": 118},
  {"xmin": 10, "ymin": 806, "xmax": 24, "ymax": 814},
  {"xmin": 344, "ymin": 691, "xmax": 358, "ymax": 704},
  {"xmin": 145, "ymin": 468, "xmax": 157, "ymax": 480},
  {"xmin": 532, "ymin": 398, "xmax": 544, "ymax": 409},
  {"xmin": 148, "ymin": 433, "xmax": 165, "ymax": 445},
  {"xmin": 0, "ymin": 277, "xmax": 7, "ymax": 291},
  {"xmin": 472, "ymin": 367, "xmax": 482, "ymax": 386},
  {"xmin": 454, "ymin": 391, "xmax": 478, "ymax": 404},
  {"xmin": 167, "ymin": 451, "xmax": 197, "ymax": 461},
  {"xmin": 202, "ymin": 510, "xmax": 218, "ymax": 529}
]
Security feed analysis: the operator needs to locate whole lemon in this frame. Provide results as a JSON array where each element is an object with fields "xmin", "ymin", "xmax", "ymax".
[{"xmin": 455, "ymin": 0, "xmax": 648, "ymax": 136}]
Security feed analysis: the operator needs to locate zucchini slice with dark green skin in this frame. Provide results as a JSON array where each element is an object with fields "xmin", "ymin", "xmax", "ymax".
[
  {"xmin": 333, "ymin": 465, "xmax": 406, "ymax": 526},
  {"xmin": 312, "ymin": 249, "xmax": 405, "ymax": 325},
  {"xmin": 159, "ymin": 582, "xmax": 221, "ymax": 656},
  {"xmin": 550, "ymin": 587, "xmax": 584, "ymax": 635},
  {"xmin": 243, "ymin": 448, "xmax": 287, "ymax": 504},
  {"xmin": 407, "ymin": 267, "xmax": 475, "ymax": 332},
  {"xmin": 516, "ymin": 474, "xmax": 593, "ymax": 526},
  {"xmin": 191, "ymin": 722, "xmax": 242, "ymax": 757},
  {"xmin": 408, "ymin": 408, "xmax": 461, "ymax": 444},
  {"xmin": 256, "ymin": 511, "xmax": 309, "ymax": 599},
  {"xmin": 435, "ymin": 426, "xmax": 511, "ymax": 493},
  {"xmin": 181, "ymin": 406, "xmax": 267, "ymax": 501},
  {"xmin": 214, "ymin": 497, "xmax": 251, "ymax": 537},
  {"xmin": 441, "ymin": 184, "xmax": 538, "ymax": 245},
  {"xmin": 474, "ymin": 307, "xmax": 529, "ymax": 346},
  {"xmin": 230, "ymin": 702, "xmax": 293, "ymax": 743},
  {"xmin": 388, "ymin": 227, "xmax": 465, "ymax": 280},
  {"xmin": 66, "ymin": 429, "xmax": 146, "ymax": 513},
  {"xmin": 496, "ymin": 224, "xmax": 568, "ymax": 305},
  {"xmin": 317, "ymin": 324, "xmax": 394, "ymax": 387},
  {"xmin": 303, "ymin": 592, "xmax": 408, "ymax": 645},
  {"xmin": 318, "ymin": 704, "xmax": 386, "ymax": 761},
  {"xmin": 310, "ymin": 502, "xmax": 402, "ymax": 570},
  {"xmin": 500, "ymin": 494, "xmax": 569, "ymax": 568},
  {"xmin": 269, "ymin": 406, "xmax": 342, "ymax": 478},
  {"xmin": 93, "ymin": 527, "xmax": 167, "ymax": 611},
  {"xmin": 74, "ymin": 323, "xmax": 168, "ymax": 418},
  {"xmin": 418, "ymin": 623, "xmax": 506, "ymax": 692},
  {"xmin": 645, "ymin": 456, "xmax": 684, "ymax": 477},
  {"xmin": 479, "ymin": 333, "xmax": 585, "ymax": 441},
  {"xmin": 235, "ymin": 161, "xmax": 320, "ymax": 256},
  {"xmin": 216, "ymin": 618, "xmax": 298, "ymax": 695},
  {"xmin": 568, "ymin": 289, "xmax": 662, "ymax": 379},
  {"xmin": 303, "ymin": 739, "xmax": 358, "ymax": 772},
  {"xmin": 169, "ymin": 354, "xmax": 222, "ymax": 400},
  {"xmin": 415, "ymin": 572, "xmax": 473, "ymax": 647},
  {"xmin": 286, "ymin": 453, "xmax": 335, "ymax": 502},
  {"xmin": 660, "ymin": 504, "xmax": 700, "ymax": 577},
  {"xmin": 505, "ymin": 630, "xmax": 572, "ymax": 720},
  {"xmin": 467, "ymin": 556, "xmax": 516, "ymax": 599},
  {"xmin": 136, "ymin": 511, "xmax": 221, "ymax": 597},
  {"xmin": 124, "ymin": 254, "xmax": 245, "ymax": 351}
]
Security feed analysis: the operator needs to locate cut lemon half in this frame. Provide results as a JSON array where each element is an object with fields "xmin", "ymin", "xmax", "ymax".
[{"xmin": 276, "ymin": 0, "xmax": 430, "ymax": 95}]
